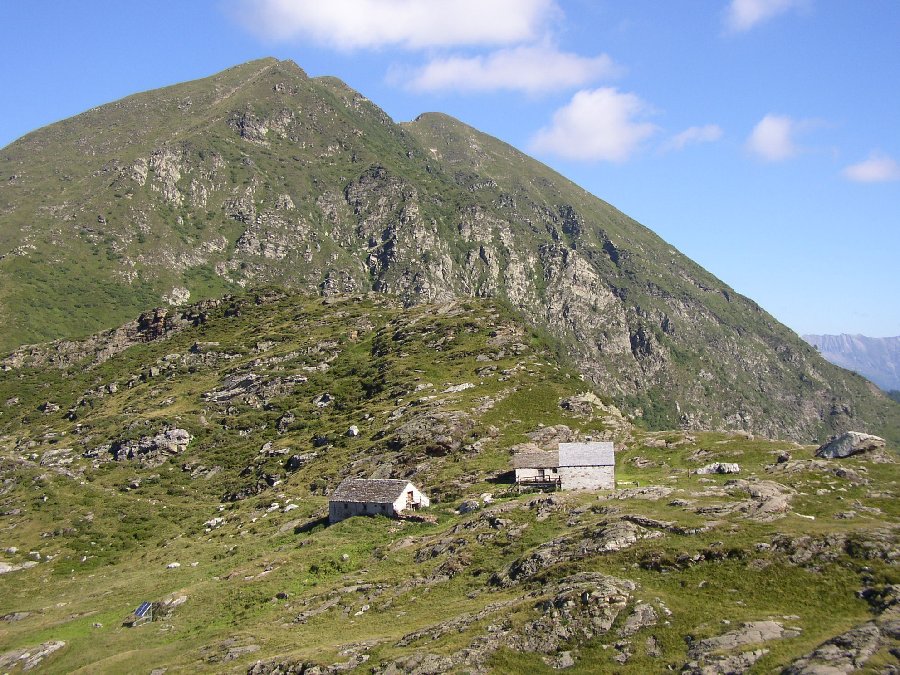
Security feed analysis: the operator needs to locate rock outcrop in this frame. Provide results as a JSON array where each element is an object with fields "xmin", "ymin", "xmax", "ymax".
[
  {"xmin": 1, "ymin": 303, "xmax": 220, "ymax": 371},
  {"xmin": 695, "ymin": 462, "xmax": 741, "ymax": 475},
  {"xmin": 385, "ymin": 573, "xmax": 637, "ymax": 673},
  {"xmin": 816, "ymin": 431, "xmax": 886, "ymax": 459},
  {"xmin": 782, "ymin": 622, "xmax": 890, "ymax": 674},
  {"xmin": 683, "ymin": 621, "xmax": 800, "ymax": 675},
  {"xmin": 492, "ymin": 520, "xmax": 661, "ymax": 587},
  {"xmin": 0, "ymin": 641, "xmax": 66, "ymax": 672},
  {"xmin": 92, "ymin": 429, "xmax": 191, "ymax": 467},
  {"xmin": 389, "ymin": 410, "xmax": 474, "ymax": 457}
]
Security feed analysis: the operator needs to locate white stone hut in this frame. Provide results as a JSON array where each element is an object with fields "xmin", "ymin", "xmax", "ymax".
[
  {"xmin": 558, "ymin": 441, "xmax": 615, "ymax": 490},
  {"xmin": 512, "ymin": 449, "xmax": 560, "ymax": 487},
  {"xmin": 328, "ymin": 478, "xmax": 430, "ymax": 524}
]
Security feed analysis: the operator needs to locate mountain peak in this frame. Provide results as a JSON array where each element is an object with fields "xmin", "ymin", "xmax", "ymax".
[
  {"xmin": 224, "ymin": 56, "xmax": 307, "ymax": 78},
  {"xmin": 0, "ymin": 59, "xmax": 896, "ymax": 443}
]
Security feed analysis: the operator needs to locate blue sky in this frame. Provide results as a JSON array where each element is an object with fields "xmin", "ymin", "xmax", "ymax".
[{"xmin": 2, "ymin": 1, "xmax": 898, "ymax": 336}]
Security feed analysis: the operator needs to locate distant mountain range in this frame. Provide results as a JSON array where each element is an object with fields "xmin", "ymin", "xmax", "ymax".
[{"xmin": 803, "ymin": 334, "xmax": 900, "ymax": 392}]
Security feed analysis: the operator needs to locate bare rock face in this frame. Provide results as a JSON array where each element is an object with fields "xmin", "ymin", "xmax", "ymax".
[
  {"xmin": 1, "ymin": 301, "xmax": 223, "ymax": 371},
  {"xmin": 520, "ymin": 573, "xmax": 635, "ymax": 652},
  {"xmin": 0, "ymin": 561, "xmax": 38, "ymax": 575},
  {"xmin": 770, "ymin": 528, "xmax": 899, "ymax": 568},
  {"xmin": 559, "ymin": 394, "xmax": 594, "ymax": 416},
  {"xmin": 682, "ymin": 649, "xmax": 769, "ymax": 675},
  {"xmin": 0, "ymin": 611, "xmax": 31, "ymax": 622},
  {"xmin": 619, "ymin": 602, "xmax": 659, "ymax": 637},
  {"xmin": 689, "ymin": 621, "xmax": 798, "ymax": 657},
  {"xmin": 724, "ymin": 479, "xmax": 794, "ymax": 521},
  {"xmin": 816, "ymin": 431, "xmax": 886, "ymax": 459},
  {"xmin": 610, "ymin": 485, "xmax": 674, "ymax": 501},
  {"xmin": 163, "ymin": 286, "xmax": 191, "ymax": 306}
]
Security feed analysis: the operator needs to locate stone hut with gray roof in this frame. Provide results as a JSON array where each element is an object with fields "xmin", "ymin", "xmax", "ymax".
[
  {"xmin": 328, "ymin": 478, "xmax": 430, "ymax": 524},
  {"xmin": 512, "ymin": 441, "xmax": 615, "ymax": 491},
  {"xmin": 558, "ymin": 441, "xmax": 615, "ymax": 490}
]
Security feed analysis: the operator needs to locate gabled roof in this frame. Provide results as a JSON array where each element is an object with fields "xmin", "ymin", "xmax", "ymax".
[
  {"xmin": 330, "ymin": 478, "xmax": 415, "ymax": 503},
  {"xmin": 558, "ymin": 441, "xmax": 615, "ymax": 467},
  {"xmin": 512, "ymin": 450, "xmax": 559, "ymax": 469}
]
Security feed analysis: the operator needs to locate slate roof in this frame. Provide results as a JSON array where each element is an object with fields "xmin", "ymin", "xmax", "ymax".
[
  {"xmin": 512, "ymin": 450, "xmax": 560, "ymax": 469},
  {"xmin": 558, "ymin": 442, "xmax": 615, "ymax": 467},
  {"xmin": 330, "ymin": 478, "xmax": 415, "ymax": 503}
]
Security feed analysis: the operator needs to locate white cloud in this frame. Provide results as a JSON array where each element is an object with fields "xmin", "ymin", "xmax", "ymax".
[
  {"xmin": 662, "ymin": 124, "xmax": 724, "ymax": 152},
  {"xmin": 745, "ymin": 114, "xmax": 803, "ymax": 161},
  {"xmin": 530, "ymin": 88, "xmax": 658, "ymax": 162},
  {"xmin": 403, "ymin": 44, "xmax": 619, "ymax": 94},
  {"xmin": 842, "ymin": 152, "xmax": 900, "ymax": 183},
  {"xmin": 725, "ymin": 0, "xmax": 806, "ymax": 32},
  {"xmin": 233, "ymin": 0, "xmax": 558, "ymax": 49}
]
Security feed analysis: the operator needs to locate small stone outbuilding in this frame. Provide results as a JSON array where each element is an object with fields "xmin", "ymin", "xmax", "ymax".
[
  {"xmin": 328, "ymin": 478, "xmax": 430, "ymax": 524},
  {"xmin": 512, "ymin": 441, "xmax": 615, "ymax": 491}
]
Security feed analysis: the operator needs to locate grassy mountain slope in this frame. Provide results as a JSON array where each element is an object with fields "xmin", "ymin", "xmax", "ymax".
[
  {"xmin": 401, "ymin": 113, "xmax": 900, "ymax": 443},
  {"xmin": 1, "ymin": 58, "xmax": 897, "ymax": 443},
  {"xmin": 0, "ymin": 292, "xmax": 897, "ymax": 672}
]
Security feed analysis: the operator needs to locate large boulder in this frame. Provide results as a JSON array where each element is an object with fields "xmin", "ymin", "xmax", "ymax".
[
  {"xmin": 695, "ymin": 462, "xmax": 740, "ymax": 475},
  {"xmin": 816, "ymin": 432, "xmax": 886, "ymax": 459},
  {"xmin": 458, "ymin": 499, "xmax": 481, "ymax": 514}
]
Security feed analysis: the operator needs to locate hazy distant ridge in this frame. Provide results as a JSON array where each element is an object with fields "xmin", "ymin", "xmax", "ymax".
[{"xmin": 803, "ymin": 334, "xmax": 900, "ymax": 391}]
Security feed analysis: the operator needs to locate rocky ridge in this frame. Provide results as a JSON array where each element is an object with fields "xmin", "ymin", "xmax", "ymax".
[
  {"xmin": 804, "ymin": 333, "xmax": 900, "ymax": 392},
  {"xmin": 1, "ymin": 58, "xmax": 897, "ymax": 442}
]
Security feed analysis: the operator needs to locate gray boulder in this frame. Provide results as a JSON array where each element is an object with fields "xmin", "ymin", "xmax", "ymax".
[
  {"xmin": 696, "ymin": 462, "xmax": 740, "ymax": 475},
  {"xmin": 816, "ymin": 432, "xmax": 886, "ymax": 459},
  {"xmin": 107, "ymin": 428, "xmax": 191, "ymax": 466},
  {"xmin": 285, "ymin": 453, "xmax": 316, "ymax": 472},
  {"xmin": 458, "ymin": 500, "xmax": 481, "ymax": 514}
]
